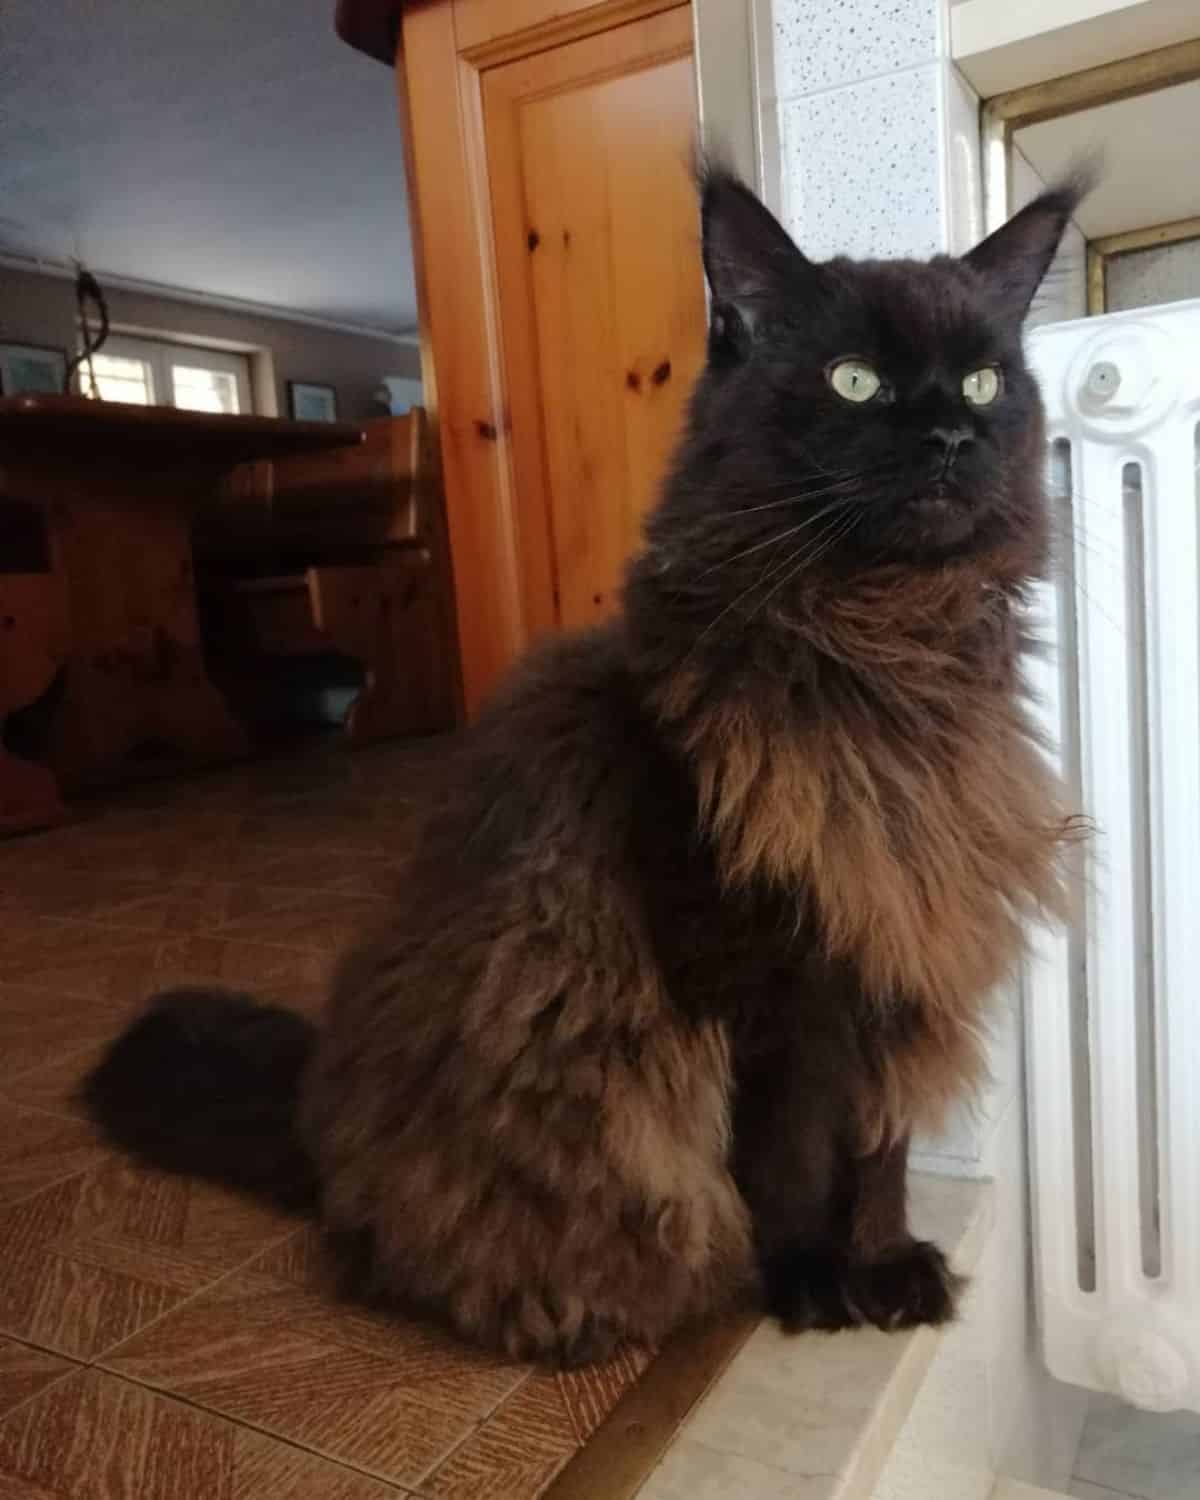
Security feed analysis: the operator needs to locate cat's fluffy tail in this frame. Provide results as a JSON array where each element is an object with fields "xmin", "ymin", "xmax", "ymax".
[{"xmin": 81, "ymin": 987, "xmax": 320, "ymax": 1215}]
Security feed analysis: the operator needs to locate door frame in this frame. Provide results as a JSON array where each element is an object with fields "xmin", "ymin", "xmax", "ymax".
[{"xmin": 393, "ymin": 0, "xmax": 776, "ymax": 718}]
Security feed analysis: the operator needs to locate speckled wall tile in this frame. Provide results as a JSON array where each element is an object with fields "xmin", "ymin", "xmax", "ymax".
[
  {"xmin": 781, "ymin": 63, "xmax": 943, "ymax": 260},
  {"xmin": 774, "ymin": 0, "xmax": 941, "ymax": 102}
]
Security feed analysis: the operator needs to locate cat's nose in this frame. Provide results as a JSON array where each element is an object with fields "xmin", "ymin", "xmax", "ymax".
[{"xmin": 926, "ymin": 426, "xmax": 975, "ymax": 464}]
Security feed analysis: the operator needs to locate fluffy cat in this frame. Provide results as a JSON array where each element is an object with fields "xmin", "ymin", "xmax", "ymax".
[{"xmin": 85, "ymin": 167, "xmax": 1085, "ymax": 1367}]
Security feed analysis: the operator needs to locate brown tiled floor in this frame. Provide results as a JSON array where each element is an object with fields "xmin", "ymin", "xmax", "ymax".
[{"xmin": 0, "ymin": 742, "xmax": 656, "ymax": 1498}]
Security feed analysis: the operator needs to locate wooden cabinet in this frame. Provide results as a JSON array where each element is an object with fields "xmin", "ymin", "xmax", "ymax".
[{"xmin": 388, "ymin": 0, "xmax": 706, "ymax": 715}]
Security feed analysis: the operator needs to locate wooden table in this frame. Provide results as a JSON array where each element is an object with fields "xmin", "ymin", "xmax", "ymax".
[{"xmin": 0, "ymin": 396, "xmax": 363, "ymax": 833}]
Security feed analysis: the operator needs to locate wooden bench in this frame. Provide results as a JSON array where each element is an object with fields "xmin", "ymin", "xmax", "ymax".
[
  {"xmin": 196, "ymin": 407, "xmax": 458, "ymax": 744},
  {"xmin": 0, "ymin": 566, "xmax": 68, "ymax": 835},
  {"xmin": 0, "ymin": 396, "xmax": 376, "ymax": 834}
]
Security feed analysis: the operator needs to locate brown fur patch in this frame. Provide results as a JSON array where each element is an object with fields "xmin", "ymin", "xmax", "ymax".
[{"xmin": 658, "ymin": 561, "xmax": 1074, "ymax": 1144}]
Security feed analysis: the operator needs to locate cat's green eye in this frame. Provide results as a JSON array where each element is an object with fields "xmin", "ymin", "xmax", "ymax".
[
  {"xmin": 828, "ymin": 359, "xmax": 882, "ymax": 404},
  {"xmin": 962, "ymin": 366, "xmax": 1002, "ymax": 406}
]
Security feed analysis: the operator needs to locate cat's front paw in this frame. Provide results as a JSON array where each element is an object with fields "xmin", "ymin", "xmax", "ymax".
[
  {"xmin": 763, "ymin": 1239, "xmax": 963, "ymax": 1333},
  {"xmin": 496, "ymin": 1291, "xmax": 626, "ymax": 1369},
  {"xmin": 843, "ymin": 1240, "xmax": 963, "ymax": 1330}
]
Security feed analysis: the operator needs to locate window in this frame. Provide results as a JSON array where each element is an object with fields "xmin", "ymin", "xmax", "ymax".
[{"xmin": 80, "ymin": 334, "xmax": 252, "ymax": 414}]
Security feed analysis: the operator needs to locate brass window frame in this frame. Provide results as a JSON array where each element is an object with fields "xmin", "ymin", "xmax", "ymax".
[
  {"xmin": 979, "ymin": 37, "xmax": 1200, "ymax": 253},
  {"xmin": 1085, "ymin": 216, "xmax": 1200, "ymax": 314}
]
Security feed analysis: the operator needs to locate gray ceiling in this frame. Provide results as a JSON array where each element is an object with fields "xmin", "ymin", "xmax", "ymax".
[{"xmin": 0, "ymin": 0, "xmax": 417, "ymax": 335}]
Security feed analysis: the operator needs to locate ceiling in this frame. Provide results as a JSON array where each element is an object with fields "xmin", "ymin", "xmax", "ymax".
[
  {"xmin": 1015, "ymin": 79, "xmax": 1200, "ymax": 240},
  {"xmin": 0, "ymin": 0, "xmax": 417, "ymax": 335}
]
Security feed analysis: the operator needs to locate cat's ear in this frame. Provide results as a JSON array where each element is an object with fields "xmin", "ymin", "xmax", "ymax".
[
  {"xmin": 699, "ymin": 164, "xmax": 815, "ymax": 349},
  {"xmin": 964, "ymin": 169, "xmax": 1094, "ymax": 325}
]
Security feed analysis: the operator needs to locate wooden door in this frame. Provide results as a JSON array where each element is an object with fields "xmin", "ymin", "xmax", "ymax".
[
  {"xmin": 483, "ymin": 11, "xmax": 705, "ymax": 632},
  {"xmin": 397, "ymin": 0, "xmax": 704, "ymax": 716}
]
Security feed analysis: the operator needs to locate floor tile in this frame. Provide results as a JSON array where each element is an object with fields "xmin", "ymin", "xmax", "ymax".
[
  {"xmin": 0, "ymin": 1155, "xmax": 295, "ymax": 1360},
  {"xmin": 639, "ymin": 1435, "xmax": 801, "ymax": 1500},
  {"xmin": 555, "ymin": 1345, "xmax": 653, "ymax": 1444},
  {"xmin": 0, "ymin": 934, "xmax": 159, "ymax": 1008},
  {"xmin": 208, "ymin": 889, "xmax": 387, "ymax": 952},
  {"xmin": 0, "ymin": 1100, "xmax": 109, "ymax": 1209},
  {"xmin": 2, "ymin": 1039, "xmax": 115, "ymax": 1121},
  {"xmin": 421, "ymin": 1347, "xmax": 651, "ymax": 1498},
  {"xmin": 0, "ymin": 739, "xmax": 667, "ymax": 1500},
  {"xmin": 0, "ymin": 1337, "xmax": 75, "ymax": 1420},
  {"xmin": 1, "ymin": 872, "xmax": 217, "ymax": 931},
  {"xmin": 142, "ymin": 933, "xmax": 333, "ymax": 1009},
  {"xmin": 4, "ymin": 821, "xmax": 241, "ymax": 886},
  {"xmin": 0, "ymin": 982, "xmax": 143, "ymax": 1083},
  {"xmin": 421, "ymin": 1372, "xmax": 581, "ymax": 1499},
  {"xmin": 0, "ymin": 1367, "xmax": 413, "ymax": 1498},
  {"xmin": 104, "ymin": 1227, "xmax": 526, "ymax": 1487},
  {"xmin": 1074, "ymin": 1392, "xmax": 1200, "ymax": 1500},
  {"xmin": 223, "ymin": 844, "xmax": 399, "ymax": 897},
  {"xmin": 1070, "ymin": 1481, "xmax": 1136, "ymax": 1499}
]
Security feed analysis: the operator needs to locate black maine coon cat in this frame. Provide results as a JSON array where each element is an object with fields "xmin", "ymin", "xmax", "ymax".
[{"xmin": 86, "ymin": 166, "xmax": 1086, "ymax": 1366}]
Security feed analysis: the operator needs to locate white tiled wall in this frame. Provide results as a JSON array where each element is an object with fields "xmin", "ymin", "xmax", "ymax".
[
  {"xmin": 781, "ymin": 65, "xmax": 944, "ymax": 259},
  {"xmin": 773, "ymin": 0, "xmax": 942, "ymax": 100},
  {"xmin": 772, "ymin": 0, "xmax": 980, "ymax": 261}
]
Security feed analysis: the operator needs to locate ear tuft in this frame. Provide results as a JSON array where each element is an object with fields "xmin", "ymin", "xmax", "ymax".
[
  {"xmin": 697, "ymin": 157, "xmax": 811, "ymax": 318},
  {"xmin": 964, "ymin": 160, "xmax": 1098, "ymax": 324}
]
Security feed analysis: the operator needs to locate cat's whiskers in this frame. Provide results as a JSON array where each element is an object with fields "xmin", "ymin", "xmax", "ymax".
[
  {"xmin": 748, "ymin": 510, "xmax": 864, "ymax": 626},
  {"xmin": 697, "ymin": 497, "xmax": 856, "ymax": 578},
  {"xmin": 717, "ymin": 481, "xmax": 862, "ymax": 519},
  {"xmin": 689, "ymin": 504, "xmax": 862, "ymax": 653},
  {"xmin": 750, "ymin": 464, "xmax": 876, "ymax": 492},
  {"xmin": 722, "ymin": 460, "xmax": 903, "ymax": 511}
]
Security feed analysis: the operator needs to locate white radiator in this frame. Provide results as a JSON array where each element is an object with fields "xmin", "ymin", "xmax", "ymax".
[{"xmin": 1025, "ymin": 300, "xmax": 1200, "ymax": 1414}]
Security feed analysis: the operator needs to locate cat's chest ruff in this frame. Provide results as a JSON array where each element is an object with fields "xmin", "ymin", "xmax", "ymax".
[{"xmin": 699, "ymin": 686, "xmax": 1061, "ymax": 1012}]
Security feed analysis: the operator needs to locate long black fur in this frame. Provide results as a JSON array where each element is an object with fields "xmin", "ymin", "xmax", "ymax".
[{"xmin": 81, "ymin": 987, "xmax": 319, "ymax": 1214}]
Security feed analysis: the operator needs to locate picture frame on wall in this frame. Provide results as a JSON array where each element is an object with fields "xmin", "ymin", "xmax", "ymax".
[
  {"xmin": 287, "ymin": 380, "xmax": 338, "ymax": 423},
  {"xmin": 0, "ymin": 342, "xmax": 67, "ymax": 397}
]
